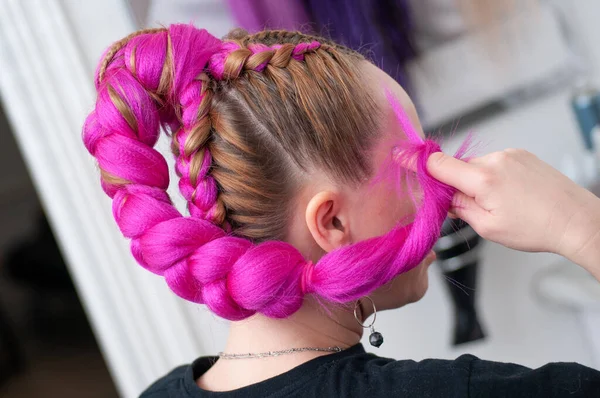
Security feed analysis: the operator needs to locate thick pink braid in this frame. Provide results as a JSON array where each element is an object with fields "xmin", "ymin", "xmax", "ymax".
[{"xmin": 83, "ymin": 24, "xmax": 470, "ymax": 321}]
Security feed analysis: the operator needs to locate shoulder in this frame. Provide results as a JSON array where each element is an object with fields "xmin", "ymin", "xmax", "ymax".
[
  {"xmin": 340, "ymin": 351, "xmax": 477, "ymax": 378},
  {"xmin": 468, "ymin": 356, "xmax": 600, "ymax": 397},
  {"xmin": 320, "ymin": 351, "xmax": 477, "ymax": 397},
  {"xmin": 139, "ymin": 364, "xmax": 189, "ymax": 398},
  {"xmin": 325, "ymin": 352, "xmax": 600, "ymax": 398}
]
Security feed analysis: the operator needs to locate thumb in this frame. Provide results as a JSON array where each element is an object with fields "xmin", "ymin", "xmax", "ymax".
[
  {"xmin": 427, "ymin": 152, "xmax": 480, "ymax": 197},
  {"xmin": 449, "ymin": 191, "xmax": 487, "ymax": 228}
]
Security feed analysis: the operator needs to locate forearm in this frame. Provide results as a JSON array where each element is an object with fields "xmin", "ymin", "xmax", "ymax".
[{"xmin": 561, "ymin": 194, "xmax": 600, "ymax": 281}]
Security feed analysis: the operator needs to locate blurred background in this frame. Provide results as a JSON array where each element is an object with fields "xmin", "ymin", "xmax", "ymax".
[{"xmin": 0, "ymin": 0, "xmax": 599, "ymax": 397}]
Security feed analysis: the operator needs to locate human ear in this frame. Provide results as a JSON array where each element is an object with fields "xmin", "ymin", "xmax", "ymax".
[{"xmin": 305, "ymin": 191, "xmax": 351, "ymax": 252}]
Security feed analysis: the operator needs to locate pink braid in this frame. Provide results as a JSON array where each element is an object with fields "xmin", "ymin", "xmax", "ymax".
[{"xmin": 83, "ymin": 25, "xmax": 311, "ymax": 320}]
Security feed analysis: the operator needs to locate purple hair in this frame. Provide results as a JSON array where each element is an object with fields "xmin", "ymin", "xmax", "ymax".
[{"xmin": 83, "ymin": 24, "xmax": 469, "ymax": 321}]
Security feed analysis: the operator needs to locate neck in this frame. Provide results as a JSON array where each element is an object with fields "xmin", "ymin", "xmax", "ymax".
[
  {"xmin": 224, "ymin": 298, "xmax": 364, "ymax": 355},
  {"xmin": 197, "ymin": 297, "xmax": 369, "ymax": 391}
]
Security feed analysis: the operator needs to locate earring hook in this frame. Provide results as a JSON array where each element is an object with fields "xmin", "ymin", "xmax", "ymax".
[
  {"xmin": 353, "ymin": 296, "xmax": 384, "ymax": 348},
  {"xmin": 353, "ymin": 296, "xmax": 377, "ymax": 329}
]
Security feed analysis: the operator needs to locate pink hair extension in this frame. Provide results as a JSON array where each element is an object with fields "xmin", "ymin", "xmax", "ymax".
[{"xmin": 83, "ymin": 24, "xmax": 472, "ymax": 321}]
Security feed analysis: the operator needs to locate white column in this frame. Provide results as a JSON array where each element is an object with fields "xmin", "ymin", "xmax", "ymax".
[{"xmin": 0, "ymin": 1, "xmax": 217, "ymax": 396}]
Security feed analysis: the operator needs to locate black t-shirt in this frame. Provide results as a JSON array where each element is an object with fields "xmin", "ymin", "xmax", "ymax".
[{"xmin": 140, "ymin": 344, "xmax": 600, "ymax": 397}]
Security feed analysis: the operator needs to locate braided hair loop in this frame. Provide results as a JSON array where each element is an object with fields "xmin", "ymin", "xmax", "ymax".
[{"xmin": 84, "ymin": 24, "xmax": 311, "ymax": 320}]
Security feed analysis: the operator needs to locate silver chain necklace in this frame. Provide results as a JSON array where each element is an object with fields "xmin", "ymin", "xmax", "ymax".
[{"xmin": 218, "ymin": 346, "xmax": 343, "ymax": 359}]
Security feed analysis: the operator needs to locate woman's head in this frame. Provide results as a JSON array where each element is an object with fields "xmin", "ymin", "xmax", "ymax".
[
  {"xmin": 288, "ymin": 63, "xmax": 438, "ymax": 310},
  {"xmin": 195, "ymin": 29, "xmax": 380, "ymax": 241},
  {"xmin": 83, "ymin": 24, "xmax": 460, "ymax": 321}
]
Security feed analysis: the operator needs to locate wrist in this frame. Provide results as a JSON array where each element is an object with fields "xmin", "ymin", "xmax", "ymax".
[{"xmin": 559, "ymin": 194, "xmax": 600, "ymax": 277}]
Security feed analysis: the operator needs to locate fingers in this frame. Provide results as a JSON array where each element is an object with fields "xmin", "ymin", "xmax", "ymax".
[
  {"xmin": 449, "ymin": 191, "xmax": 486, "ymax": 227},
  {"xmin": 426, "ymin": 152, "xmax": 481, "ymax": 197}
]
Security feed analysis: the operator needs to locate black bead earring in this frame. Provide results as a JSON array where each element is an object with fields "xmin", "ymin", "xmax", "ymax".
[{"xmin": 354, "ymin": 296, "xmax": 384, "ymax": 348}]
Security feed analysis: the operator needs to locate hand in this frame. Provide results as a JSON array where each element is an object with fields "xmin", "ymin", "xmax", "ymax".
[{"xmin": 426, "ymin": 149, "xmax": 600, "ymax": 262}]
